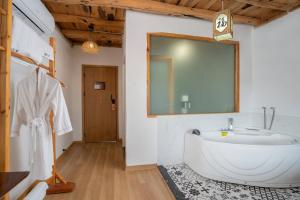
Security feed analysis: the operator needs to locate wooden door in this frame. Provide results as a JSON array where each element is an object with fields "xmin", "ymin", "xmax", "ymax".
[{"xmin": 83, "ymin": 66, "xmax": 118, "ymax": 142}]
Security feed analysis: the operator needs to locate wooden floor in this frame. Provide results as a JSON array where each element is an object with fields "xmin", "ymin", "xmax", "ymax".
[{"xmin": 45, "ymin": 142, "xmax": 175, "ymax": 200}]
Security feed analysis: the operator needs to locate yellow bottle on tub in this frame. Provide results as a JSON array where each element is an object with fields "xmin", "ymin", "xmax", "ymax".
[{"xmin": 221, "ymin": 131, "xmax": 229, "ymax": 137}]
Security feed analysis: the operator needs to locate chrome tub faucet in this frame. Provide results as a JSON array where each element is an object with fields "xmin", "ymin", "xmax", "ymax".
[
  {"xmin": 220, "ymin": 118, "xmax": 234, "ymax": 131},
  {"xmin": 228, "ymin": 118, "xmax": 234, "ymax": 131}
]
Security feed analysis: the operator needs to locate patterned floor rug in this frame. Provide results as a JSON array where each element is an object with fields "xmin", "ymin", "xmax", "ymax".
[{"xmin": 158, "ymin": 164, "xmax": 300, "ymax": 200}]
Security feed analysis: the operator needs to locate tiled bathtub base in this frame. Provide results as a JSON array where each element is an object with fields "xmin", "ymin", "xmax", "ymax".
[{"xmin": 159, "ymin": 164, "xmax": 300, "ymax": 200}]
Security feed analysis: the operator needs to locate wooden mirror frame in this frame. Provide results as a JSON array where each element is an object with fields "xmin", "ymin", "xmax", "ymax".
[{"xmin": 147, "ymin": 32, "xmax": 240, "ymax": 117}]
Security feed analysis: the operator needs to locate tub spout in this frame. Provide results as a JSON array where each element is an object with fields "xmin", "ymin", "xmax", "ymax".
[{"xmin": 228, "ymin": 118, "xmax": 234, "ymax": 131}]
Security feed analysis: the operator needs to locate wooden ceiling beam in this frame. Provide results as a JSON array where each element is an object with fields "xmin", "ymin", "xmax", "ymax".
[
  {"xmin": 44, "ymin": 0, "xmax": 261, "ymax": 25},
  {"xmin": 233, "ymin": 0, "xmax": 294, "ymax": 11},
  {"xmin": 61, "ymin": 29, "xmax": 122, "ymax": 42},
  {"xmin": 53, "ymin": 13, "xmax": 124, "ymax": 28}
]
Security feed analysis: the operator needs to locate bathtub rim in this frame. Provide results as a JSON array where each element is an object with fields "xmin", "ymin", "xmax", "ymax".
[{"xmin": 191, "ymin": 129, "xmax": 300, "ymax": 146}]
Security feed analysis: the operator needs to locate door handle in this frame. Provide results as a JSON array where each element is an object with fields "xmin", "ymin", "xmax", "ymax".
[
  {"xmin": 111, "ymin": 94, "xmax": 116, "ymax": 111},
  {"xmin": 111, "ymin": 94, "xmax": 116, "ymax": 104}
]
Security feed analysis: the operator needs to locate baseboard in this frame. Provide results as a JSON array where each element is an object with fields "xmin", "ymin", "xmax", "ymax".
[
  {"xmin": 126, "ymin": 164, "xmax": 157, "ymax": 171},
  {"xmin": 56, "ymin": 141, "xmax": 82, "ymax": 162},
  {"xmin": 72, "ymin": 140, "xmax": 83, "ymax": 144}
]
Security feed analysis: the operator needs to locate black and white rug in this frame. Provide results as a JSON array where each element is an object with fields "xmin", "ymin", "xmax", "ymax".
[{"xmin": 158, "ymin": 164, "xmax": 300, "ymax": 200}]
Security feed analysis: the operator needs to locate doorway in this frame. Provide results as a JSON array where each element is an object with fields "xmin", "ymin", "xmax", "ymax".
[{"xmin": 83, "ymin": 65, "xmax": 118, "ymax": 142}]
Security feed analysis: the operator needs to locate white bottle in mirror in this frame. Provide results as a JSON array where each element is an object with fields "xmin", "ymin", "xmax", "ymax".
[{"xmin": 181, "ymin": 95, "xmax": 191, "ymax": 114}]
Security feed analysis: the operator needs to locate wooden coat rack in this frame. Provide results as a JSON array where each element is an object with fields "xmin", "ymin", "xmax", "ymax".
[
  {"xmin": 0, "ymin": 0, "xmax": 73, "ymax": 197},
  {"xmin": 46, "ymin": 38, "xmax": 74, "ymax": 195},
  {"xmin": 0, "ymin": 0, "xmax": 12, "ymax": 199},
  {"xmin": 11, "ymin": 38, "xmax": 74, "ymax": 198}
]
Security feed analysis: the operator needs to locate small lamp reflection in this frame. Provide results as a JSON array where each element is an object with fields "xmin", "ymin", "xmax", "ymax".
[{"xmin": 181, "ymin": 95, "xmax": 191, "ymax": 114}]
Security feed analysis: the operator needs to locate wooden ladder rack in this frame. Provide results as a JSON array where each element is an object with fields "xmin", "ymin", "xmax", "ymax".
[
  {"xmin": 0, "ymin": 7, "xmax": 6, "ymax": 15},
  {"xmin": 0, "ymin": 1, "xmax": 12, "ymax": 200},
  {"xmin": 0, "ymin": 0, "xmax": 71, "ymax": 198},
  {"xmin": 14, "ymin": 38, "xmax": 73, "ymax": 199}
]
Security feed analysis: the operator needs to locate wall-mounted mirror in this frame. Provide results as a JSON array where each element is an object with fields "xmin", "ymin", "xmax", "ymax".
[{"xmin": 147, "ymin": 33, "xmax": 239, "ymax": 116}]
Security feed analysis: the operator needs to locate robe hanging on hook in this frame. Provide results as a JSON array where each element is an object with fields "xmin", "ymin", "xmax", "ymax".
[{"xmin": 213, "ymin": 0, "xmax": 233, "ymax": 41}]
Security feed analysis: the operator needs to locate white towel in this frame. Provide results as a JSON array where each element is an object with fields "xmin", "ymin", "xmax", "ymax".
[
  {"xmin": 12, "ymin": 15, "xmax": 53, "ymax": 64},
  {"xmin": 24, "ymin": 182, "xmax": 48, "ymax": 200}
]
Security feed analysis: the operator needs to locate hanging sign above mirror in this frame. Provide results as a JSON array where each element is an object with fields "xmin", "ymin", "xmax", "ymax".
[{"xmin": 213, "ymin": 9, "xmax": 233, "ymax": 41}]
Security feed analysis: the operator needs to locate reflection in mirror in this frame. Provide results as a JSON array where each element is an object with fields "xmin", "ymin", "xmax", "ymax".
[{"xmin": 148, "ymin": 33, "xmax": 239, "ymax": 116}]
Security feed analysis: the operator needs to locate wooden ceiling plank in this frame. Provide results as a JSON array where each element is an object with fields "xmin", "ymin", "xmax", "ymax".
[
  {"xmin": 202, "ymin": 0, "xmax": 218, "ymax": 9},
  {"xmin": 226, "ymin": 1, "xmax": 242, "ymax": 10},
  {"xmin": 79, "ymin": 4, "xmax": 92, "ymax": 16},
  {"xmin": 43, "ymin": 1, "xmax": 71, "ymax": 14},
  {"xmin": 237, "ymin": 5, "xmax": 257, "ymax": 15},
  {"xmin": 101, "ymin": 7, "xmax": 117, "ymax": 20},
  {"xmin": 43, "ymin": 1, "xmax": 55, "ymax": 13},
  {"xmin": 73, "ymin": 22, "xmax": 81, "ymax": 29},
  {"xmin": 164, "ymin": 0, "xmax": 179, "ymax": 4},
  {"xmin": 259, "ymin": 11, "xmax": 287, "ymax": 26},
  {"xmin": 288, "ymin": 1, "xmax": 300, "ymax": 11},
  {"xmin": 244, "ymin": 7, "xmax": 268, "ymax": 18},
  {"xmin": 44, "ymin": 0, "xmax": 261, "ymax": 25},
  {"xmin": 57, "ymin": 22, "xmax": 75, "ymax": 30},
  {"xmin": 93, "ymin": 25, "xmax": 123, "ymax": 34},
  {"xmin": 90, "ymin": 6, "xmax": 99, "ymax": 18},
  {"xmin": 178, "ymin": 0, "xmax": 190, "ymax": 6},
  {"xmin": 72, "ymin": 41, "xmax": 122, "ymax": 48},
  {"xmin": 231, "ymin": 3, "xmax": 248, "ymax": 13},
  {"xmin": 58, "ymin": 21, "xmax": 123, "ymax": 33},
  {"xmin": 115, "ymin": 9, "xmax": 125, "ymax": 20},
  {"xmin": 233, "ymin": 0, "xmax": 293, "ymax": 11},
  {"xmin": 61, "ymin": 29, "xmax": 122, "ymax": 42},
  {"xmin": 186, "ymin": 0, "xmax": 202, "ymax": 8},
  {"xmin": 53, "ymin": 13, "xmax": 124, "ymax": 28}
]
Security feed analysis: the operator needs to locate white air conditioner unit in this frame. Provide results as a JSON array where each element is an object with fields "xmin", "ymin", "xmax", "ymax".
[{"xmin": 13, "ymin": 0, "xmax": 55, "ymax": 35}]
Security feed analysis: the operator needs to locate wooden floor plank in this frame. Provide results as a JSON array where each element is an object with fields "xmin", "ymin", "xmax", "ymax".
[{"xmin": 45, "ymin": 142, "xmax": 174, "ymax": 200}]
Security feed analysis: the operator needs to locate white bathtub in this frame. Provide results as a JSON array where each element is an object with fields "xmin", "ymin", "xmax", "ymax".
[{"xmin": 184, "ymin": 128, "xmax": 300, "ymax": 188}]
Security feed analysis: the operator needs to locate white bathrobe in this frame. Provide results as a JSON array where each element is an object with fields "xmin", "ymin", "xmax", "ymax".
[{"xmin": 11, "ymin": 69, "xmax": 72, "ymax": 180}]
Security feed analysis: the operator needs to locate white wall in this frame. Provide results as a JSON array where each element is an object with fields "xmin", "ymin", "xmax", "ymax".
[
  {"xmin": 125, "ymin": 10, "xmax": 254, "ymax": 166},
  {"xmin": 70, "ymin": 46, "xmax": 125, "ymax": 142},
  {"xmin": 251, "ymin": 9, "xmax": 300, "ymax": 136},
  {"xmin": 9, "ymin": 27, "xmax": 73, "ymax": 200},
  {"xmin": 252, "ymin": 9, "xmax": 300, "ymax": 116}
]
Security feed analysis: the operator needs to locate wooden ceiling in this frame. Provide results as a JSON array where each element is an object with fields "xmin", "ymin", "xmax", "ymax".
[
  {"xmin": 43, "ymin": 1, "xmax": 125, "ymax": 47},
  {"xmin": 43, "ymin": 0, "xmax": 300, "ymax": 48}
]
